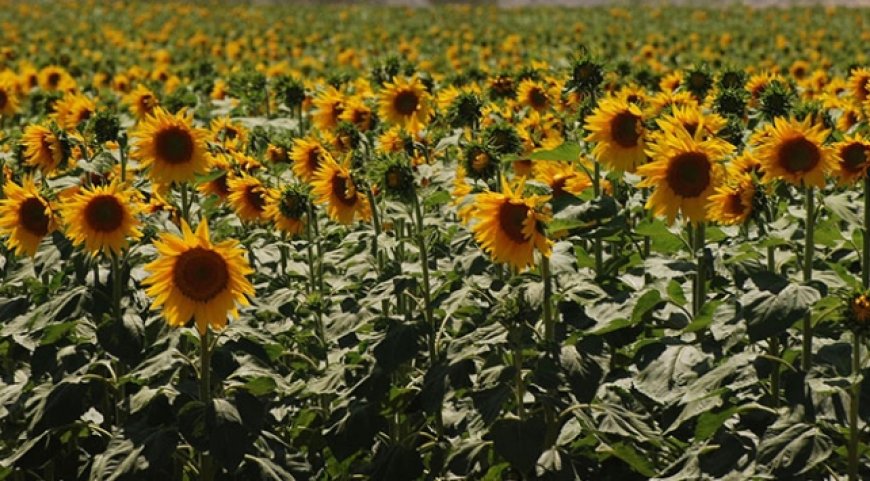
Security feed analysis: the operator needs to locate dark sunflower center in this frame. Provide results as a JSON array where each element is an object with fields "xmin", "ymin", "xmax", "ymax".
[
  {"xmin": 331, "ymin": 174, "xmax": 357, "ymax": 205},
  {"xmin": 724, "ymin": 193, "xmax": 745, "ymax": 216},
  {"xmin": 213, "ymin": 174, "xmax": 230, "ymax": 196},
  {"xmin": 610, "ymin": 112, "xmax": 641, "ymax": 148},
  {"xmin": 76, "ymin": 108, "xmax": 92, "ymax": 123},
  {"xmin": 394, "ymin": 90, "xmax": 419, "ymax": 116},
  {"xmin": 528, "ymin": 88, "xmax": 548, "ymax": 109},
  {"xmin": 244, "ymin": 186, "xmax": 266, "ymax": 212},
  {"xmin": 307, "ymin": 147, "xmax": 321, "ymax": 173},
  {"xmin": 840, "ymin": 144, "xmax": 869, "ymax": 173},
  {"xmin": 683, "ymin": 122, "xmax": 699, "ymax": 137},
  {"xmin": 155, "ymin": 126, "xmax": 195, "ymax": 165},
  {"xmin": 47, "ymin": 72, "xmax": 60, "ymax": 87},
  {"xmin": 666, "ymin": 152, "xmax": 711, "ymax": 198},
  {"xmin": 779, "ymin": 136, "xmax": 820, "ymax": 174},
  {"xmin": 0, "ymin": 90, "xmax": 7, "ymax": 109},
  {"xmin": 387, "ymin": 171, "xmax": 402, "ymax": 188},
  {"xmin": 84, "ymin": 195, "xmax": 124, "ymax": 232},
  {"xmin": 173, "ymin": 247, "xmax": 229, "ymax": 302},
  {"xmin": 224, "ymin": 128, "xmax": 238, "ymax": 140},
  {"xmin": 18, "ymin": 197, "xmax": 49, "ymax": 236},
  {"xmin": 498, "ymin": 201, "xmax": 531, "ymax": 244},
  {"xmin": 551, "ymin": 176, "xmax": 568, "ymax": 197}
]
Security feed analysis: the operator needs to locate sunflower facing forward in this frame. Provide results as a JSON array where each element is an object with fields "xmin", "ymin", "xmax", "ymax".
[
  {"xmin": 0, "ymin": 178, "xmax": 55, "ymax": 256},
  {"xmin": 470, "ymin": 177, "xmax": 552, "ymax": 271},
  {"xmin": 378, "ymin": 76, "xmax": 432, "ymax": 133},
  {"xmin": 584, "ymin": 97, "xmax": 646, "ymax": 172},
  {"xmin": 144, "ymin": 220, "xmax": 254, "ymax": 335},
  {"xmin": 61, "ymin": 182, "xmax": 143, "ymax": 255},
  {"xmin": 131, "ymin": 108, "xmax": 210, "ymax": 185},
  {"xmin": 311, "ymin": 153, "xmax": 371, "ymax": 225},
  {"xmin": 833, "ymin": 136, "xmax": 870, "ymax": 186},
  {"xmin": 638, "ymin": 129, "xmax": 732, "ymax": 224},
  {"xmin": 754, "ymin": 116, "xmax": 834, "ymax": 188}
]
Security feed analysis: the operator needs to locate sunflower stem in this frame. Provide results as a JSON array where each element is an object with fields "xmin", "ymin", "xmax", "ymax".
[
  {"xmin": 119, "ymin": 133, "xmax": 128, "ymax": 183},
  {"xmin": 802, "ymin": 186, "xmax": 814, "ymax": 372},
  {"xmin": 513, "ymin": 342, "xmax": 525, "ymax": 420},
  {"xmin": 693, "ymin": 222, "xmax": 706, "ymax": 317},
  {"xmin": 849, "ymin": 331, "xmax": 862, "ymax": 481},
  {"xmin": 592, "ymin": 161, "xmax": 603, "ymax": 275},
  {"xmin": 365, "ymin": 186, "xmax": 383, "ymax": 272},
  {"xmin": 541, "ymin": 254, "xmax": 558, "ymax": 448},
  {"xmin": 180, "ymin": 182, "xmax": 191, "ymax": 226},
  {"xmin": 768, "ymin": 245, "xmax": 781, "ymax": 409},
  {"xmin": 199, "ymin": 329, "xmax": 214, "ymax": 481},
  {"xmin": 110, "ymin": 252, "xmax": 128, "ymax": 425},
  {"xmin": 411, "ymin": 190, "xmax": 442, "ymax": 442}
]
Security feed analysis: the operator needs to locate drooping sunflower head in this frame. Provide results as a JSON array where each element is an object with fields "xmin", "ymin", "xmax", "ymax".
[
  {"xmin": 265, "ymin": 184, "xmax": 309, "ymax": 237},
  {"xmin": 0, "ymin": 177, "xmax": 56, "ymax": 257},
  {"xmin": 22, "ymin": 124, "xmax": 67, "ymax": 174},
  {"xmin": 143, "ymin": 220, "xmax": 254, "ymax": 335},
  {"xmin": 311, "ymin": 153, "xmax": 371, "ymax": 225},
  {"xmin": 462, "ymin": 142, "xmax": 498, "ymax": 182},
  {"xmin": 470, "ymin": 177, "xmax": 552, "ymax": 271},
  {"xmin": 227, "ymin": 174, "xmax": 269, "ymax": 223},
  {"xmin": 124, "ymin": 84, "xmax": 159, "ymax": 120},
  {"xmin": 584, "ymin": 96, "xmax": 646, "ymax": 173},
  {"xmin": 842, "ymin": 290, "xmax": 870, "ymax": 334},
  {"xmin": 833, "ymin": 136, "xmax": 870, "ymax": 186},
  {"xmin": 707, "ymin": 174, "xmax": 756, "ymax": 226},
  {"xmin": 60, "ymin": 182, "xmax": 143, "ymax": 256},
  {"xmin": 378, "ymin": 76, "xmax": 432, "ymax": 133},
  {"xmin": 52, "ymin": 92, "xmax": 96, "ymax": 132},
  {"xmin": 131, "ymin": 107, "xmax": 210, "ymax": 185},
  {"xmin": 638, "ymin": 129, "xmax": 731, "ymax": 225},
  {"xmin": 755, "ymin": 116, "xmax": 834, "ymax": 188}
]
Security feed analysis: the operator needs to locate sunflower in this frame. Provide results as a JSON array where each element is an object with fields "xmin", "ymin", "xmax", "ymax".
[
  {"xmin": 22, "ymin": 124, "xmax": 66, "ymax": 174},
  {"xmin": 637, "ymin": 129, "xmax": 731, "ymax": 224},
  {"xmin": 210, "ymin": 116, "xmax": 248, "ymax": 151},
  {"xmin": 143, "ymin": 220, "xmax": 254, "ymax": 335},
  {"xmin": 584, "ymin": 96, "xmax": 646, "ymax": 172},
  {"xmin": 38, "ymin": 65, "xmax": 75, "ymax": 92},
  {"xmin": 707, "ymin": 174, "xmax": 756, "ymax": 226},
  {"xmin": 516, "ymin": 78, "xmax": 556, "ymax": 112},
  {"xmin": 131, "ymin": 108, "xmax": 210, "ymax": 185},
  {"xmin": 290, "ymin": 136, "xmax": 328, "ymax": 183},
  {"xmin": 654, "ymin": 105, "xmax": 727, "ymax": 142},
  {"xmin": 746, "ymin": 71, "xmax": 786, "ymax": 107},
  {"xmin": 0, "ymin": 79, "xmax": 19, "ymax": 117},
  {"xmin": 265, "ymin": 185, "xmax": 308, "ymax": 237},
  {"xmin": 470, "ymin": 177, "xmax": 552, "ymax": 271},
  {"xmin": 833, "ymin": 136, "xmax": 870, "ymax": 186},
  {"xmin": 837, "ymin": 102, "xmax": 863, "ymax": 133},
  {"xmin": 533, "ymin": 160, "xmax": 592, "ymax": 199},
  {"xmin": 311, "ymin": 153, "xmax": 371, "ymax": 225},
  {"xmin": 727, "ymin": 151, "xmax": 764, "ymax": 178},
  {"xmin": 124, "ymin": 84, "xmax": 159, "ymax": 120},
  {"xmin": 61, "ymin": 182, "xmax": 143, "ymax": 256},
  {"xmin": 848, "ymin": 67, "xmax": 870, "ymax": 103},
  {"xmin": 52, "ymin": 93, "xmax": 96, "ymax": 131},
  {"xmin": 378, "ymin": 76, "xmax": 432, "ymax": 133},
  {"xmin": 197, "ymin": 154, "xmax": 233, "ymax": 200},
  {"xmin": 227, "ymin": 175, "xmax": 269, "ymax": 223},
  {"xmin": 754, "ymin": 116, "xmax": 834, "ymax": 188},
  {"xmin": 339, "ymin": 96, "xmax": 374, "ymax": 132},
  {"xmin": 266, "ymin": 144, "xmax": 290, "ymax": 164},
  {"xmin": 312, "ymin": 85, "xmax": 346, "ymax": 131},
  {"xmin": 0, "ymin": 178, "xmax": 55, "ymax": 256}
]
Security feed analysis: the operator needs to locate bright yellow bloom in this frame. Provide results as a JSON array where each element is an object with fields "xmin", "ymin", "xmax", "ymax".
[
  {"xmin": 754, "ymin": 116, "xmax": 834, "ymax": 188},
  {"xmin": 60, "ymin": 182, "xmax": 143, "ymax": 256},
  {"xmin": 311, "ymin": 153, "xmax": 371, "ymax": 225},
  {"xmin": 0, "ymin": 178, "xmax": 55, "ymax": 256},
  {"xmin": 131, "ymin": 108, "xmax": 210, "ymax": 185}
]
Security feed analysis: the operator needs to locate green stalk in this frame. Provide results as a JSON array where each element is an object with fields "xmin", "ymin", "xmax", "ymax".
[
  {"xmin": 802, "ymin": 187, "xmax": 814, "ymax": 371},
  {"xmin": 411, "ymin": 191, "xmax": 442, "ymax": 440},
  {"xmin": 119, "ymin": 134, "xmax": 128, "ymax": 183},
  {"xmin": 849, "ymin": 332, "xmax": 862, "ymax": 481},
  {"xmin": 692, "ymin": 223, "xmax": 706, "ymax": 317},
  {"xmin": 304, "ymin": 208, "xmax": 316, "ymax": 294},
  {"xmin": 199, "ymin": 329, "xmax": 214, "ymax": 481},
  {"xmin": 365, "ymin": 186, "xmax": 383, "ymax": 271},
  {"xmin": 864, "ymin": 176, "xmax": 870, "ymax": 288},
  {"xmin": 110, "ymin": 252, "xmax": 127, "ymax": 424},
  {"xmin": 305, "ymin": 201, "xmax": 327, "ymax": 358},
  {"xmin": 768, "ymin": 245, "xmax": 781, "ymax": 408},
  {"xmin": 180, "ymin": 182, "xmax": 191, "ymax": 226},
  {"xmin": 592, "ymin": 161, "xmax": 603, "ymax": 275},
  {"xmin": 514, "ymin": 344, "xmax": 525, "ymax": 420},
  {"xmin": 542, "ymin": 255, "xmax": 557, "ymax": 447}
]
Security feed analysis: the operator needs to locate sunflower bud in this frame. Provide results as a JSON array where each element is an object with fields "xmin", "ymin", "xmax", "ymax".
[
  {"xmin": 381, "ymin": 158, "xmax": 416, "ymax": 202},
  {"xmin": 683, "ymin": 66, "xmax": 713, "ymax": 100},
  {"xmin": 89, "ymin": 110, "xmax": 120, "ymax": 144},
  {"xmin": 759, "ymin": 81, "xmax": 794, "ymax": 121},
  {"xmin": 462, "ymin": 142, "xmax": 497, "ymax": 181},
  {"xmin": 273, "ymin": 75, "xmax": 306, "ymax": 109},
  {"xmin": 447, "ymin": 92, "xmax": 483, "ymax": 129},
  {"xmin": 483, "ymin": 123, "xmax": 522, "ymax": 156},
  {"xmin": 569, "ymin": 58, "xmax": 605, "ymax": 93},
  {"xmin": 714, "ymin": 88, "xmax": 747, "ymax": 117}
]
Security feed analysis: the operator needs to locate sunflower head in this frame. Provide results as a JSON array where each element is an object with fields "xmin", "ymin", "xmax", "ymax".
[
  {"xmin": 462, "ymin": 142, "xmax": 498, "ymax": 181},
  {"xmin": 311, "ymin": 153, "xmax": 371, "ymax": 225},
  {"xmin": 291, "ymin": 136, "xmax": 328, "ymax": 183},
  {"xmin": 682, "ymin": 66, "xmax": 713, "ymax": 100},
  {"xmin": 378, "ymin": 76, "xmax": 432, "ymax": 133},
  {"xmin": 756, "ymin": 116, "xmax": 834, "ymax": 188},
  {"xmin": 447, "ymin": 91, "xmax": 483, "ymax": 129},
  {"xmin": 266, "ymin": 184, "xmax": 309, "ymax": 237},
  {"xmin": 227, "ymin": 174, "xmax": 269, "ymax": 223},
  {"xmin": 0, "ymin": 178, "xmax": 56, "ymax": 257},
  {"xmin": 376, "ymin": 157, "xmax": 416, "ymax": 202},
  {"xmin": 584, "ymin": 96, "xmax": 646, "ymax": 173},
  {"xmin": 61, "ymin": 182, "xmax": 143, "ymax": 256},
  {"xmin": 569, "ymin": 58, "xmax": 605, "ymax": 93},
  {"xmin": 144, "ymin": 220, "xmax": 254, "ymax": 335},
  {"xmin": 833, "ymin": 137, "xmax": 870, "ymax": 186},
  {"xmin": 21, "ymin": 123, "xmax": 69, "ymax": 174},
  {"xmin": 470, "ymin": 177, "xmax": 552, "ymax": 271},
  {"xmin": 759, "ymin": 81, "xmax": 795, "ymax": 121},
  {"xmin": 484, "ymin": 122, "xmax": 522, "ymax": 156},
  {"xmin": 842, "ymin": 290, "xmax": 870, "ymax": 334},
  {"xmin": 707, "ymin": 174, "xmax": 757, "ymax": 226},
  {"xmin": 131, "ymin": 108, "xmax": 210, "ymax": 185}
]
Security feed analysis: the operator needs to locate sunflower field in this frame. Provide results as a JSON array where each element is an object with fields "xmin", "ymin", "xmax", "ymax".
[{"xmin": 3, "ymin": 1, "xmax": 870, "ymax": 480}]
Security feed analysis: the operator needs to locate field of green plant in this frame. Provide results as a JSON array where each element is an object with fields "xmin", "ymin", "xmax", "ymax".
[{"xmin": 1, "ymin": 1, "xmax": 870, "ymax": 480}]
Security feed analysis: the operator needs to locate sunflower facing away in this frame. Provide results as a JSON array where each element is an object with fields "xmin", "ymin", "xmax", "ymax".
[
  {"xmin": 638, "ymin": 129, "xmax": 732, "ymax": 224},
  {"xmin": 378, "ymin": 76, "xmax": 432, "ymax": 133},
  {"xmin": 22, "ymin": 124, "xmax": 66, "ymax": 174},
  {"xmin": 265, "ymin": 186, "xmax": 308, "ymax": 237},
  {"xmin": 144, "ymin": 220, "xmax": 254, "ymax": 335},
  {"xmin": 61, "ymin": 182, "xmax": 143, "ymax": 256},
  {"xmin": 311, "ymin": 153, "xmax": 371, "ymax": 225},
  {"xmin": 0, "ymin": 178, "xmax": 55, "ymax": 256},
  {"xmin": 227, "ymin": 174, "xmax": 270, "ymax": 223},
  {"xmin": 584, "ymin": 96, "xmax": 646, "ymax": 173},
  {"xmin": 707, "ymin": 174, "xmax": 756, "ymax": 226},
  {"xmin": 131, "ymin": 108, "xmax": 210, "ymax": 185},
  {"xmin": 754, "ymin": 116, "xmax": 834, "ymax": 188},
  {"xmin": 470, "ymin": 177, "xmax": 552, "ymax": 271}
]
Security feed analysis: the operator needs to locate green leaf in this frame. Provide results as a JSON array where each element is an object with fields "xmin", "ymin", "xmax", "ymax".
[
  {"xmin": 635, "ymin": 219, "xmax": 684, "ymax": 253},
  {"xmin": 606, "ymin": 442, "xmax": 657, "ymax": 477},
  {"xmin": 528, "ymin": 143, "xmax": 581, "ymax": 161},
  {"xmin": 489, "ymin": 416, "xmax": 547, "ymax": 475},
  {"xmin": 631, "ymin": 290, "xmax": 662, "ymax": 324},
  {"xmin": 667, "ymin": 280, "xmax": 687, "ymax": 306},
  {"xmin": 743, "ymin": 283, "xmax": 821, "ymax": 342}
]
